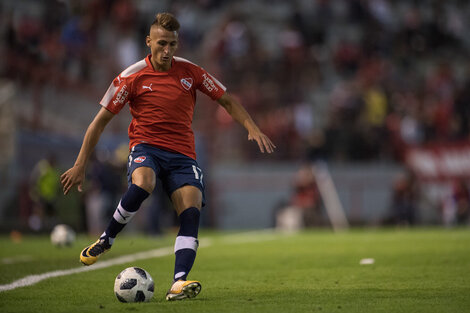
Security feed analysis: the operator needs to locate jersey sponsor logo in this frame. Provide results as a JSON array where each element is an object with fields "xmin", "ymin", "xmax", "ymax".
[
  {"xmin": 180, "ymin": 78, "xmax": 193, "ymax": 90},
  {"xmin": 134, "ymin": 156, "xmax": 147, "ymax": 163},
  {"xmin": 113, "ymin": 85, "xmax": 128, "ymax": 105},
  {"xmin": 142, "ymin": 83, "xmax": 153, "ymax": 92},
  {"xmin": 202, "ymin": 73, "xmax": 218, "ymax": 92}
]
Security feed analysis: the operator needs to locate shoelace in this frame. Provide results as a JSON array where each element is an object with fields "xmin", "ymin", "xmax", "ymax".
[{"xmin": 89, "ymin": 240, "xmax": 107, "ymax": 256}]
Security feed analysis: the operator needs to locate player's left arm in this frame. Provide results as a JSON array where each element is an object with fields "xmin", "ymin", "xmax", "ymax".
[{"xmin": 217, "ymin": 92, "xmax": 276, "ymax": 153}]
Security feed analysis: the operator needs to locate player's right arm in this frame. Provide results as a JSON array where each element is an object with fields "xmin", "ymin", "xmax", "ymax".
[{"xmin": 60, "ymin": 107, "xmax": 115, "ymax": 195}]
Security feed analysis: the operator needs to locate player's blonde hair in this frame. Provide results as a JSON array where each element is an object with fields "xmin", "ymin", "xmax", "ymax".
[{"xmin": 151, "ymin": 13, "xmax": 180, "ymax": 32}]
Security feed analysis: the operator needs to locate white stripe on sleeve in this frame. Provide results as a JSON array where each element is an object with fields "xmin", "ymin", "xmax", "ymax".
[{"xmin": 100, "ymin": 82, "xmax": 119, "ymax": 107}]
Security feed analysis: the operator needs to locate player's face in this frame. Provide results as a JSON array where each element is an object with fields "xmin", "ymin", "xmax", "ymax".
[{"xmin": 146, "ymin": 26, "xmax": 179, "ymax": 72}]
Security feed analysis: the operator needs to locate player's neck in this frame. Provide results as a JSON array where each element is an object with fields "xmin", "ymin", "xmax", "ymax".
[{"xmin": 150, "ymin": 57, "xmax": 172, "ymax": 72}]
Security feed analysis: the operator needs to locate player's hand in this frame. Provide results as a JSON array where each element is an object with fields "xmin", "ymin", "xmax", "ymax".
[
  {"xmin": 248, "ymin": 130, "xmax": 276, "ymax": 154},
  {"xmin": 60, "ymin": 165, "xmax": 85, "ymax": 195}
]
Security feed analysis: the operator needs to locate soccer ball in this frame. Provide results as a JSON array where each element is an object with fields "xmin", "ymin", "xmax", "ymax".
[
  {"xmin": 50, "ymin": 224, "xmax": 76, "ymax": 247},
  {"xmin": 114, "ymin": 267, "xmax": 154, "ymax": 303}
]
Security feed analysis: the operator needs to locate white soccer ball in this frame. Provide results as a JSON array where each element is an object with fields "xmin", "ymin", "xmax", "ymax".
[
  {"xmin": 50, "ymin": 224, "xmax": 76, "ymax": 247},
  {"xmin": 114, "ymin": 267, "xmax": 154, "ymax": 303}
]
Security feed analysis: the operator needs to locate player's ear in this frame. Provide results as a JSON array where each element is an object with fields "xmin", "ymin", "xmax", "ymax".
[{"xmin": 145, "ymin": 36, "xmax": 151, "ymax": 47}]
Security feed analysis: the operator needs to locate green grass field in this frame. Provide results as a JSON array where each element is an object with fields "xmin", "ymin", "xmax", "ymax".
[{"xmin": 0, "ymin": 228, "xmax": 469, "ymax": 313}]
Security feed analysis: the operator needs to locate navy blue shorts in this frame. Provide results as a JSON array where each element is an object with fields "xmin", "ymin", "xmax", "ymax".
[{"xmin": 127, "ymin": 144, "xmax": 205, "ymax": 206}]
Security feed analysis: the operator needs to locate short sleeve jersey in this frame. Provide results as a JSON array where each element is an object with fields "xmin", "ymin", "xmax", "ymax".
[{"xmin": 100, "ymin": 55, "xmax": 226, "ymax": 160}]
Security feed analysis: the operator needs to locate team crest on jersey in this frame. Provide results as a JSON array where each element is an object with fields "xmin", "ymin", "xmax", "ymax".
[
  {"xmin": 134, "ymin": 156, "xmax": 146, "ymax": 163},
  {"xmin": 180, "ymin": 78, "xmax": 193, "ymax": 90}
]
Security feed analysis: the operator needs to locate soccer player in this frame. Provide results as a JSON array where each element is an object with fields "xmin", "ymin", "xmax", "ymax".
[{"xmin": 60, "ymin": 12, "xmax": 275, "ymax": 301}]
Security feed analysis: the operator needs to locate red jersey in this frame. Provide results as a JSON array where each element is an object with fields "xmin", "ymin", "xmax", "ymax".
[{"xmin": 100, "ymin": 55, "xmax": 226, "ymax": 159}]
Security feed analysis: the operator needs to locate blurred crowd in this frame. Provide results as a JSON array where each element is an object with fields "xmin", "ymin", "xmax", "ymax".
[
  {"xmin": 2, "ymin": 0, "xmax": 470, "ymax": 232},
  {"xmin": 1, "ymin": 0, "xmax": 470, "ymax": 162}
]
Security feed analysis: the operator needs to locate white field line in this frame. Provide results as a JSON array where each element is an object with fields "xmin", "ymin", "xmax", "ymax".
[
  {"xmin": 0, "ymin": 246, "xmax": 174, "ymax": 292},
  {"xmin": 0, "ymin": 230, "xmax": 279, "ymax": 293}
]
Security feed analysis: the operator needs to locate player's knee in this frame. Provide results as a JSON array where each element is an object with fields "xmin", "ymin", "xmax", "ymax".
[
  {"xmin": 134, "ymin": 181, "xmax": 155, "ymax": 194},
  {"xmin": 175, "ymin": 199, "xmax": 202, "ymax": 215},
  {"xmin": 171, "ymin": 186, "xmax": 202, "ymax": 214},
  {"xmin": 132, "ymin": 168, "xmax": 156, "ymax": 193}
]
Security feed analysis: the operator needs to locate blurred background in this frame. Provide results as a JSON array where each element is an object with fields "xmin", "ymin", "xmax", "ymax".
[{"xmin": 1, "ymin": 0, "xmax": 469, "ymax": 236}]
